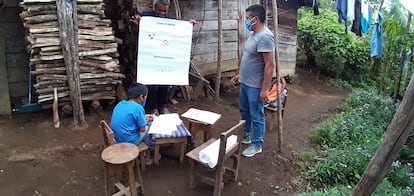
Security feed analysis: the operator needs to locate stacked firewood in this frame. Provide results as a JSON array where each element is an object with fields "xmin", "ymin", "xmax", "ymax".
[{"xmin": 19, "ymin": 0, "xmax": 124, "ymax": 109}]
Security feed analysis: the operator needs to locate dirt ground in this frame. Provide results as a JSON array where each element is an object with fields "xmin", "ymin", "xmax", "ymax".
[{"xmin": 0, "ymin": 68, "xmax": 349, "ymax": 196}]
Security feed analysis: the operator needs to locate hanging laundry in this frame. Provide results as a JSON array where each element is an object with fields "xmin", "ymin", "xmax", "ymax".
[
  {"xmin": 351, "ymin": 0, "xmax": 362, "ymax": 36},
  {"xmin": 371, "ymin": 12, "xmax": 383, "ymax": 58},
  {"xmin": 361, "ymin": 1, "xmax": 371, "ymax": 34},
  {"xmin": 336, "ymin": 0, "xmax": 348, "ymax": 33},
  {"xmin": 347, "ymin": 0, "xmax": 355, "ymax": 21}
]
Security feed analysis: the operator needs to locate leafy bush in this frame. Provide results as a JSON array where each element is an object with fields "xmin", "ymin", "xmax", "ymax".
[
  {"xmin": 298, "ymin": 10, "xmax": 370, "ymax": 81},
  {"xmin": 305, "ymin": 89, "xmax": 413, "ymax": 194}
]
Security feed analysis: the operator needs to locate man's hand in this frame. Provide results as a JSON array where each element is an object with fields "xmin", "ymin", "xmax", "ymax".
[
  {"xmin": 230, "ymin": 74, "xmax": 240, "ymax": 86},
  {"xmin": 189, "ymin": 19, "xmax": 198, "ymax": 25},
  {"xmin": 130, "ymin": 14, "xmax": 141, "ymax": 26},
  {"xmin": 260, "ymin": 89, "xmax": 269, "ymax": 103}
]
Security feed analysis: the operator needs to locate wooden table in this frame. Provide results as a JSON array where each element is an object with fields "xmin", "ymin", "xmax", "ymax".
[
  {"xmin": 188, "ymin": 119, "xmax": 213, "ymax": 143},
  {"xmin": 150, "ymin": 123, "xmax": 192, "ymax": 165}
]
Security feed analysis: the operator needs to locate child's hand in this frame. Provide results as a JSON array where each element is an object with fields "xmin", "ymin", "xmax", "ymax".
[{"xmin": 146, "ymin": 114, "xmax": 154, "ymax": 122}]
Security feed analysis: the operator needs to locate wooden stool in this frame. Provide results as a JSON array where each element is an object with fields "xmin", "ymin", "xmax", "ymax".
[
  {"xmin": 101, "ymin": 143, "xmax": 144, "ymax": 196},
  {"xmin": 188, "ymin": 119, "xmax": 212, "ymax": 143}
]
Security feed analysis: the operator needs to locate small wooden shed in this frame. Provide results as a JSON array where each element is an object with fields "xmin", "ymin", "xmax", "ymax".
[{"xmin": 0, "ymin": 0, "xmax": 306, "ymax": 115}]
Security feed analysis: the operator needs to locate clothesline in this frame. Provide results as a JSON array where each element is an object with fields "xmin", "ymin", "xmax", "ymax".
[{"xmin": 335, "ymin": 0, "xmax": 383, "ymax": 58}]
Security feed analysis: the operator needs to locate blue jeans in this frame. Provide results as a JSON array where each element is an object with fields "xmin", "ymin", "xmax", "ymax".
[
  {"xmin": 239, "ymin": 83, "xmax": 266, "ymax": 148},
  {"xmin": 137, "ymin": 126, "xmax": 151, "ymax": 146}
]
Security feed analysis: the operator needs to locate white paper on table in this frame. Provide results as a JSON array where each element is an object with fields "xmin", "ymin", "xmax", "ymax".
[
  {"xmin": 148, "ymin": 113, "xmax": 183, "ymax": 135},
  {"xmin": 181, "ymin": 108, "xmax": 221, "ymax": 125},
  {"xmin": 198, "ymin": 135, "xmax": 237, "ymax": 168}
]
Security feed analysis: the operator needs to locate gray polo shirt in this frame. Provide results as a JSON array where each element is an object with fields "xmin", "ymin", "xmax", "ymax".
[{"xmin": 239, "ymin": 27, "xmax": 275, "ymax": 88}]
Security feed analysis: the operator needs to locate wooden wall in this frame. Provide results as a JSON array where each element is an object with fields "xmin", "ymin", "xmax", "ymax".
[
  {"xmin": 129, "ymin": 0, "xmax": 299, "ymax": 77},
  {"xmin": 179, "ymin": 0, "xmax": 298, "ymax": 77},
  {"xmin": 0, "ymin": 0, "xmax": 29, "ymax": 111}
]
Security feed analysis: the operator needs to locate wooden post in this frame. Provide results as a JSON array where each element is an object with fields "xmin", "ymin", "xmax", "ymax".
[
  {"xmin": 53, "ymin": 87, "xmax": 60, "ymax": 128},
  {"xmin": 352, "ymin": 73, "xmax": 414, "ymax": 195},
  {"xmin": 393, "ymin": 13, "xmax": 411, "ymax": 104},
  {"xmin": 215, "ymin": 0, "xmax": 223, "ymax": 101},
  {"xmin": 270, "ymin": 0, "xmax": 283, "ymax": 152},
  {"xmin": 56, "ymin": 0, "xmax": 88, "ymax": 129},
  {"xmin": 237, "ymin": 0, "xmax": 245, "ymax": 67}
]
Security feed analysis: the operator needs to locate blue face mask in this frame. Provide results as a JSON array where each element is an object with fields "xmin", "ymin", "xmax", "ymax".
[
  {"xmin": 141, "ymin": 99, "xmax": 146, "ymax": 107},
  {"xmin": 245, "ymin": 19, "xmax": 253, "ymax": 31}
]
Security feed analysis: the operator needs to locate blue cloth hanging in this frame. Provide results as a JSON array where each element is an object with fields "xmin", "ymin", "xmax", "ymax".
[
  {"xmin": 336, "ymin": 0, "xmax": 348, "ymax": 33},
  {"xmin": 361, "ymin": 2, "xmax": 372, "ymax": 34},
  {"xmin": 371, "ymin": 12, "xmax": 383, "ymax": 58}
]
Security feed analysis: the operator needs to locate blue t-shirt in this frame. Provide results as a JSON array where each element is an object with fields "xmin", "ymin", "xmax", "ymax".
[
  {"xmin": 141, "ymin": 10, "xmax": 174, "ymax": 19},
  {"xmin": 110, "ymin": 100, "xmax": 147, "ymax": 144},
  {"xmin": 239, "ymin": 27, "xmax": 275, "ymax": 88}
]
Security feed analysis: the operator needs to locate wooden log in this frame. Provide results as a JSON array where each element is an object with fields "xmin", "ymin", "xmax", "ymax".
[
  {"xmin": 20, "ymin": 10, "xmax": 57, "ymax": 18},
  {"xmin": 35, "ymin": 63, "xmax": 65, "ymax": 68},
  {"xmin": 80, "ymin": 60, "xmax": 119, "ymax": 72},
  {"xmin": 40, "ymin": 46, "xmax": 61, "ymax": 52},
  {"xmin": 29, "ymin": 27, "xmax": 59, "ymax": 33},
  {"xmin": 87, "ymin": 55, "xmax": 114, "ymax": 61},
  {"xmin": 24, "ymin": 14, "xmax": 58, "ymax": 24},
  {"xmin": 78, "ymin": 20, "xmax": 110, "ymax": 28},
  {"xmin": 32, "ymin": 69, "xmax": 66, "ymax": 75},
  {"xmin": 39, "ymin": 54, "xmax": 63, "ymax": 60},
  {"xmin": 79, "ymin": 43, "xmax": 117, "ymax": 50},
  {"xmin": 26, "ymin": 4, "xmax": 57, "ymax": 12},
  {"xmin": 24, "ymin": 21, "xmax": 59, "ymax": 28},
  {"xmin": 80, "ymin": 72, "xmax": 125, "ymax": 79},
  {"xmin": 78, "ymin": 48, "xmax": 117, "ymax": 56},
  {"xmin": 78, "ymin": 34, "xmax": 115, "ymax": 41},
  {"xmin": 77, "ymin": 4, "xmax": 104, "ymax": 15},
  {"xmin": 78, "ymin": 29, "xmax": 113, "ymax": 36},
  {"xmin": 39, "ymin": 50, "xmax": 63, "ymax": 56},
  {"xmin": 36, "ymin": 74, "xmax": 68, "ymax": 81},
  {"xmin": 37, "ymin": 86, "xmax": 69, "ymax": 94}
]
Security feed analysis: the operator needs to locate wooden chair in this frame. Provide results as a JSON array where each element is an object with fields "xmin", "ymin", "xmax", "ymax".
[
  {"xmin": 100, "ymin": 120, "xmax": 149, "ymax": 172},
  {"xmin": 186, "ymin": 120, "xmax": 245, "ymax": 196},
  {"xmin": 265, "ymin": 88, "xmax": 288, "ymax": 131}
]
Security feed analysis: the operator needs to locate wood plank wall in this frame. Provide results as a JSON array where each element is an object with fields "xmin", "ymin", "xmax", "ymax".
[{"xmin": 0, "ymin": 0, "xmax": 30, "ymax": 108}]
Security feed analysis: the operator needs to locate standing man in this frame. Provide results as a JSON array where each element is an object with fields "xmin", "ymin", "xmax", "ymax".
[
  {"xmin": 130, "ymin": 0, "xmax": 196, "ymax": 114},
  {"xmin": 231, "ymin": 4, "xmax": 275, "ymax": 157},
  {"xmin": 130, "ymin": 0, "xmax": 173, "ymax": 114}
]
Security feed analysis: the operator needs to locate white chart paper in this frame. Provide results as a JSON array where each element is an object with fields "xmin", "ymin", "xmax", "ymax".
[
  {"xmin": 137, "ymin": 17, "xmax": 193, "ymax": 85},
  {"xmin": 148, "ymin": 113, "xmax": 183, "ymax": 135},
  {"xmin": 181, "ymin": 108, "xmax": 221, "ymax": 125}
]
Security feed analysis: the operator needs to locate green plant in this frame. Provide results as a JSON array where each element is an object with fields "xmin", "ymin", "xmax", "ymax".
[
  {"xmin": 305, "ymin": 88, "xmax": 413, "ymax": 193},
  {"xmin": 327, "ymin": 79, "xmax": 352, "ymax": 88}
]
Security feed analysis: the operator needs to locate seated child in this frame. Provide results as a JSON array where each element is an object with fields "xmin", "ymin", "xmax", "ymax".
[
  {"xmin": 110, "ymin": 83, "xmax": 156, "ymax": 164},
  {"xmin": 265, "ymin": 77, "xmax": 287, "ymax": 108}
]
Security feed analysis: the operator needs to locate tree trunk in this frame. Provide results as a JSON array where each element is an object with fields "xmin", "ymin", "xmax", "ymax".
[
  {"xmin": 352, "ymin": 75, "xmax": 414, "ymax": 195},
  {"xmin": 56, "ymin": 0, "xmax": 87, "ymax": 129}
]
